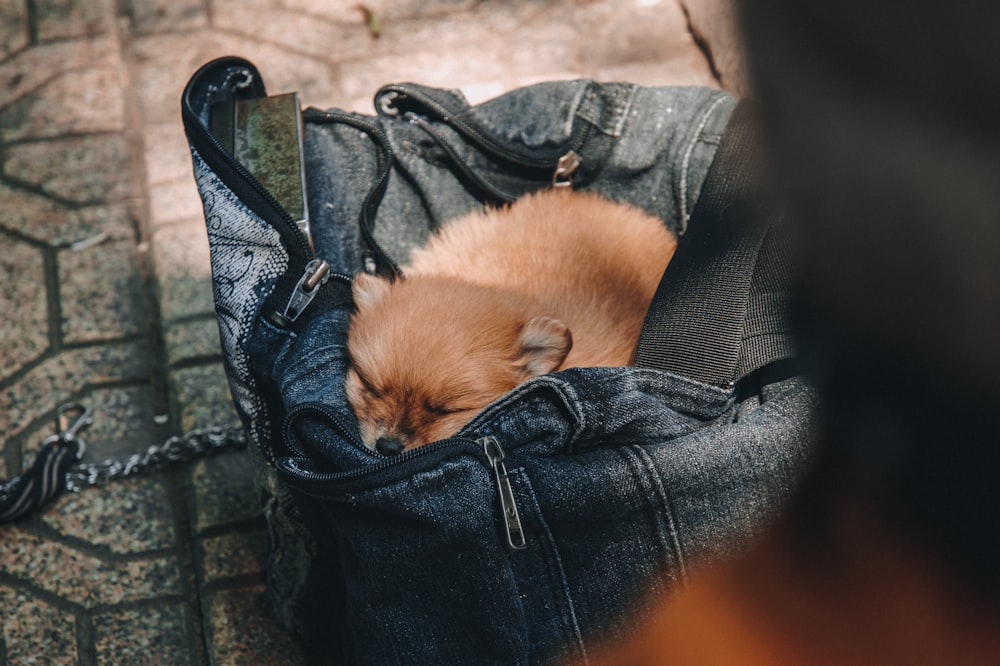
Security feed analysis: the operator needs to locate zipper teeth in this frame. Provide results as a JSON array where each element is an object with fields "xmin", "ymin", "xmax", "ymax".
[
  {"xmin": 381, "ymin": 85, "xmax": 575, "ymax": 169},
  {"xmin": 281, "ymin": 402, "xmax": 484, "ymax": 483},
  {"xmin": 284, "ymin": 402, "xmax": 368, "ymax": 454},
  {"xmin": 282, "ymin": 437, "xmax": 483, "ymax": 484},
  {"xmin": 183, "ymin": 64, "xmax": 315, "ymax": 468}
]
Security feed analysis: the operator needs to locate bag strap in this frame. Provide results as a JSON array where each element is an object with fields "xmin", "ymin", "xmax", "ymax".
[{"xmin": 634, "ymin": 102, "xmax": 793, "ymax": 385}]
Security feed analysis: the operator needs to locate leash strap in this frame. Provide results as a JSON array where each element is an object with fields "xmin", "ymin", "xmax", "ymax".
[
  {"xmin": 0, "ymin": 405, "xmax": 90, "ymax": 524},
  {"xmin": 634, "ymin": 101, "xmax": 793, "ymax": 384}
]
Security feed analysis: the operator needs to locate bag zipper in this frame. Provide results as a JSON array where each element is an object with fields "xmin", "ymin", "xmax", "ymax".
[
  {"xmin": 273, "ymin": 259, "xmax": 354, "ymax": 326},
  {"xmin": 281, "ymin": 402, "xmax": 476, "ymax": 474},
  {"xmin": 481, "ymin": 436, "xmax": 527, "ymax": 550},
  {"xmin": 283, "ymin": 401, "xmax": 370, "ymax": 457},
  {"xmin": 552, "ymin": 150, "xmax": 582, "ymax": 188},
  {"xmin": 184, "ymin": 60, "xmax": 358, "ymax": 332},
  {"xmin": 276, "ymin": 429, "xmax": 483, "ymax": 491},
  {"xmin": 183, "ymin": 59, "xmax": 342, "ymax": 467},
  {"xmin": 280, "ymin": 405, "xmax": 528, "ymax": 549},
  {"xmin": 377, "ymin": 84, "xmax": 593, "ymax": 170}
]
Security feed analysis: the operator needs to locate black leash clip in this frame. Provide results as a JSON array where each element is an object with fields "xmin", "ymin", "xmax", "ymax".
[{"xmin": 0, "ymin": 403, "xmax": 93, "ymax": 524}]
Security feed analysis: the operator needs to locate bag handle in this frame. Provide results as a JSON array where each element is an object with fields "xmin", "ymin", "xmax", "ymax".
[{"xmin": 634, "ymin": 102, "xmax": 794, "ymax": 385}]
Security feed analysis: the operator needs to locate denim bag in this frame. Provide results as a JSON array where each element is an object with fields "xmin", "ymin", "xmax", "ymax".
[{"xmin": 182, "ymin": 57, "xmax": 814, "ymax": 664}]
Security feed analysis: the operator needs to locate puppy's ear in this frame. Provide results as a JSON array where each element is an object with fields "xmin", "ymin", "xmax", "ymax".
[
  {"xmin": 352, "ymin": 272, "xmax": 391, "ymax": 311},
  {"xmin": 516, "ymin": 316, "xmax": 572, "ymax": 380}
]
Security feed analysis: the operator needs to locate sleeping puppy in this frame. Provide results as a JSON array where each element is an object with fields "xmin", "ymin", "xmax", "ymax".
[{"xmin": 345, "ymin": 188, "xmax": 677, "ymax": 453}]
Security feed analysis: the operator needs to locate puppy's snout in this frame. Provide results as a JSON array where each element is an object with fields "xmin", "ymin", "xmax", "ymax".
[{"xmin": 376, "ymin": 436, "xmax": 405, "ymax": 456}]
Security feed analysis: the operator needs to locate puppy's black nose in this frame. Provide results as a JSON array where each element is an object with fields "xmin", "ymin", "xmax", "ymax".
[{"xmin": 375, "ymin": 436, "xmax": 405, "ymax": 456}]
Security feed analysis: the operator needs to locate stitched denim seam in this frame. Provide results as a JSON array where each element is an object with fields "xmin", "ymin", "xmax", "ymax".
[
  {"xmin": 512, "ymin": 468, "xmax": 589, "ymax": 665},
  {"xmin": 621, "ymin": 445, "xmax": 688, "ymax": 584},
  {"xmin": 563, "ymin": 82, "xmax": 591, "ymax": 138}
]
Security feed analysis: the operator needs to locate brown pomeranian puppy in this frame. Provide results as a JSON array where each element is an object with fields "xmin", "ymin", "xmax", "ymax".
[{"xmin": 346, "ymin": 188, "xmax": 677, "ymax": 452}]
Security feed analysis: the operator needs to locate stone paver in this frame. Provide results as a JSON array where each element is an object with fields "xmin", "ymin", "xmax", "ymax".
[{"xmin": 0, "ymin": 0, "xmax": 734, "ymax": 662}]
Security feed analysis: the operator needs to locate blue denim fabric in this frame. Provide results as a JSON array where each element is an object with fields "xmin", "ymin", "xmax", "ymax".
[{"xmin": 183, "ymin": 57, "xmax": 814, "ymax": 664}]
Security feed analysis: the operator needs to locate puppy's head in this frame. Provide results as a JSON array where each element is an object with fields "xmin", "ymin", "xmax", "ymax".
[{"xmin": 345, "ymin": 273, "xmax": 572, "ymax": 452}]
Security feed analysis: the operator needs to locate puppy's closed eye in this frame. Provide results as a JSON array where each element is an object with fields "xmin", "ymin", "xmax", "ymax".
[
  {"xmin": 425, "ymin": 403, "xmax": 470, "ymax": 416},
  {"xmin": 357, "ymin": 375, "xmax": 383, "ymax": 399}
]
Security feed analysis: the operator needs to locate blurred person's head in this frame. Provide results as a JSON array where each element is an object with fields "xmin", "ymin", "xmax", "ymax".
[{"xmin": 738, "ymin": 0, "xmax": 1000, "ymax": 591}]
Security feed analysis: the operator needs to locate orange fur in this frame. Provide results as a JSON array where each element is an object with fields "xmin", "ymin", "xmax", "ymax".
[{"xmin": 346, "ymin": 188, "xmax": 677, "ymax": 450}]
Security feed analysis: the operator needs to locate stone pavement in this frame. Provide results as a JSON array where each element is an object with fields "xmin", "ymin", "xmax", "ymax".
[{"xmin": 0, "ymin": 0, "xmax": 736, "ymax": 663}]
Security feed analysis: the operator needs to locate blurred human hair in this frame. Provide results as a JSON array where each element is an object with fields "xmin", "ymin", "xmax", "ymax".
[{"xmin": 739, "ymin": 0, "xmax": 1000, "ymax": 592}]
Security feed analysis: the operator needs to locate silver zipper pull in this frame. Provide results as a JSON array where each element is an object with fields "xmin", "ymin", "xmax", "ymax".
[
  {"xmin": 552, "ymin": 150, "xmax": 581, "ymax": 188},
  {"xmin": 481, "ymin": 436, "xmax": 527, "ymax": 550},
  {"xmin": 282, "ymin": 258, "xmax": 330, "ymax": 322}
]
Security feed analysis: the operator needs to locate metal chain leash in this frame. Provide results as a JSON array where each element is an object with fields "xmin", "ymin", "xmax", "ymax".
[
  {"xmin": 0, "ymin": 403, "xmax": 247, "ymax": 524},
  {"xmin": 64, "ymin": 424, "xmax": 247, "ymax": 492}
]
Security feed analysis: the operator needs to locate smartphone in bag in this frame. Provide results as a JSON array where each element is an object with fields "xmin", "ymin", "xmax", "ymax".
[{"xmin": 211, "ymin": 93, "xmax": 312, "ymax": 250}]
